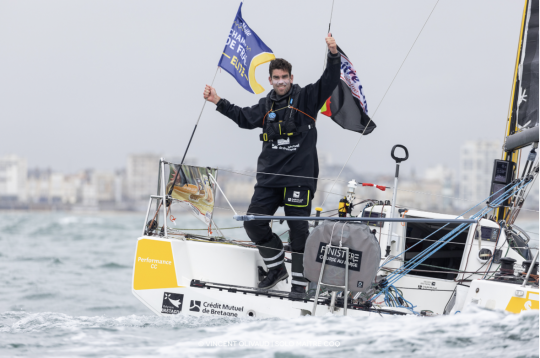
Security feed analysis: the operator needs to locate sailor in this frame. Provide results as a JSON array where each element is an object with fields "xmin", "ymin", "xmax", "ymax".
[{"xmin": 203, "ymin": 34, "xmax": 340, "ymax": 297}]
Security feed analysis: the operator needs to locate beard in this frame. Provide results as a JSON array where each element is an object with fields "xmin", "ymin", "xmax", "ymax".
[{"xmin": 273, "ymin": 83, "xmax": 291, "ymax": 95}]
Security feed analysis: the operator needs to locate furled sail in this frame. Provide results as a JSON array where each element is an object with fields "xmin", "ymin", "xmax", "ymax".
[{"xmin": 512, "ymin": 0, "xmax": 538, "ymax": 130}]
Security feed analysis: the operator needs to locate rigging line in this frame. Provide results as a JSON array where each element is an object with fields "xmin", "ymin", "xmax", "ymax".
[
  {"xmin": 191, "ymin": 163, "xmax": 540, "ymax": 209},
  {"xmin": 370, "ymin": 0, "xmax": 440, "ymax": 118},
  {"xmin": 379, "ymin": 179, "xmax": 526, "ymax": 272},
  {"xmin": 322, "ymin": 0, "xmax": 337, "ymax": 71},
  {"xmin": 168, "ymin": 226, "xmax": 243, "ymax": 231},
  {"xmin": 207, "ymin": 208, "xmax": 539, "ymax": 243},
  {"xmin": 320, "ymin": 0, "xmax": 440, "ymax": 209},
  {"xmin": 169, "ymin": 230, "xmax": 537, "ymax": 259},
  {"xmin": 209, "ymin": 172, "xmax": 237, "ymax": 215},
  {"xmin": 213, "ymin": 205, "xmax": 318, "ymax": 219},
  {"xmin": 375, "ymin": 229, "xmax": 538, "ymax": 246},
  {"xmin": 384, "ymin": 180, "xmax": 530, "ymax": 285},
  {"xmin": 167, "ymin": 230, "xmax": 536, "ymax": 262},
  {"xmin": 211, "ymin": 187, "xmax": 528, "ymax": 219},
  {"xmin": 212, "ymin": 166, "xmax": 540, "ymax": 206},
  {"xmin": 217, "ymin": 167, "xmax": 350, "ymax": 183}
]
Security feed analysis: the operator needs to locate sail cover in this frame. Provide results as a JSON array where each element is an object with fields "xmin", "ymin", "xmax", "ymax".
[
  {"xmin": 513, "ymin": 0, "xmax": 539, "ymax": 129},
  {"xmin": 166, "ymin": 165, "xmax": 217, "ymax": 225},
  {"xmin": 303, "ymin": 221, "xmax": 381, "ymax": 293}
]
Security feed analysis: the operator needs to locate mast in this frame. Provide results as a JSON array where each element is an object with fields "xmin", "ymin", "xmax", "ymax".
[{"xmin": 496, "ymin": 0, "xmax": 535, "ymax": 221}]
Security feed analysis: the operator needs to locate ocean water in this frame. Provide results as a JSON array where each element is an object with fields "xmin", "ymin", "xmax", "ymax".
[{"xmin": 0, "ymin": 212, "xmax": 538, "ymax": 358}]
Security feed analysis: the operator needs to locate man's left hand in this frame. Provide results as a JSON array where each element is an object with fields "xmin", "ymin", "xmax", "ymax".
[{"xmin": 326, "ymin": 33, "xmax": 337, "ymax": 54}]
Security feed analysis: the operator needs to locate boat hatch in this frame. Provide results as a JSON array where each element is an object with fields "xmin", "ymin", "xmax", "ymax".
[{"xmin": 404, "ymin": 220, "xmax": 469, "ymax": 280}]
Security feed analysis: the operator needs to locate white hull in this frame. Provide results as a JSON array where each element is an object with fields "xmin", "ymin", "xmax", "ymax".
[
  {"xmin": 461, "ymin": 279, "xmax": 539, "ymax": 313},
  {"xmin": 132, "ymin": 208, "xmax": 534, "ymax": 317},
  {"xmin": 131, "ymin": 236, "xmax": 409, "ymax": 318}
]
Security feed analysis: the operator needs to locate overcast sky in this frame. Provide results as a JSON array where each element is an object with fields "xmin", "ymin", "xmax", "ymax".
[{"xmin": 0, "ymin": 0, "xmax": 525, "ymax": 177}]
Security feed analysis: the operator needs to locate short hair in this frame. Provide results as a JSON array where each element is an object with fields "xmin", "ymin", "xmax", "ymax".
[{"xmin": 269, "ymin": 58, "xmax": 292, "ymax": 77}]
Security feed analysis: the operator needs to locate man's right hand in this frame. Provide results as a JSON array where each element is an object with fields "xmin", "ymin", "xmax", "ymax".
[{"xmin": 203, "ymin": 85, "xmax": 220, "ymax": 105}]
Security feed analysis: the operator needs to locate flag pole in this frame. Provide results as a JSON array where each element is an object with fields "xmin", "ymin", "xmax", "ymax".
[
  {"xmin": 165, "ymin": 0, "xmax": 248, "ymax": 206},
  {"xmin": 319, "ymin": 0, "xmax": 440, "ymax": 209},
  {"xmin": 181, "ymin": 0, "xmax": 246, "ymax": 164},
  {"xmin": 322, "ymin": 0, "xmax": 336, "ymax": 70},
  {"xmin": 180, "ymin": 66, "xmax": 220, "ymax": 165},
  {"xmin": 164, "ymin": 66, "xmax": 220, "ymax": 204}
]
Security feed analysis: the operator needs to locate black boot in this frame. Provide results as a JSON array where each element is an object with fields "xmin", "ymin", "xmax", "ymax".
[
  {"xmin": 258, "ymin": 264, "xmax": 288, "ymax": 289},
  {"xmin": 289, "ymin": 284, "xmax": 306, "ymax": 299}
]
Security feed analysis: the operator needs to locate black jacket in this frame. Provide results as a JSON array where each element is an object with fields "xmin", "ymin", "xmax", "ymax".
[{"xmin": 216, "ymin": 52, "xmax": 341, "ymax": 194}]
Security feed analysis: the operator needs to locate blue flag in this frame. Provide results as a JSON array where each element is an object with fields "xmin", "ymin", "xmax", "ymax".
[{"xmin": 218, "ymin": 3, "xmax": 275, "ymax": 94}]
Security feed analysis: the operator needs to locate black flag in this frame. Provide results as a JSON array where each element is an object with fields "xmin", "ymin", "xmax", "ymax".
[{"xmin": 320, "ymin": 46, "xmax": 376, "ymax": 135}]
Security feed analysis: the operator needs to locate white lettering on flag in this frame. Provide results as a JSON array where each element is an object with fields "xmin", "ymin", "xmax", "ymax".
[{"xmin": 339, "ymin": 54, "xmax": 368, "ymax": 114}]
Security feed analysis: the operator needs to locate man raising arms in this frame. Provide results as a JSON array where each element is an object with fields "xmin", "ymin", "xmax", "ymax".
[{"xmin": 204, "ymin": 34, "xmax": 340, "ymax": 297}]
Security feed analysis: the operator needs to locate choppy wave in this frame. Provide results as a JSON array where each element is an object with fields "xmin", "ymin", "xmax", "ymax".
[
  {"xmin": 98, "ymin": 262, "xmax": 131, "ymax": 269},
  {"xmin": 57, "ymin": 217, "xmax": 106, "ymax": 225},
  {"xmin": 0, "ymin": 311, "xmax": 239, "ymax": 333},
  {"xmin": 0, "ymin": 212, "xmax": 538, "ymax": 358},
  {"xmin": 0, "ymin": 307, "xmax": 538, "ymax": 358}
]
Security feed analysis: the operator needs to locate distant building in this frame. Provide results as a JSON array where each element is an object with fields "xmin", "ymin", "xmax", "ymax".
[
  {"xmin": 0, "ymin": 155, "xmax": 27, "ymax": 203},
  {"xmin": 63, "ymin": 173, "xmax": 82, "ymax": 204},
  {"xmin": 350, "ymin": 166, "xmax": 457, "ymax": 215},
  {"xmin": 27, "ymin": 168, "xmax": 50, "ymax": 203},
  {"xmin": 424, "ymin": 165, "xmax": 454, "ymax": 183},
  {"xmin": 424, "ymin": 165, "xmax": 455, "ymax": 210},
  {"xmin": 114, "ymin": 169, "xmax": 125, "ymax": 204},
  {"xmin": 390, "ymin": 178, "xmax": 445, "ymax": 212},
  {"xmin": 222, "ymin": 175, "xmax": 256, "ymax": 208},
  {"xmin": 126, "ymin": 154, "xmax": 160, "ymax": 201},
  {"xmin": 80, "ymin": 172, "xmax": 98, "ymax": 207},
  {"xmin": 458, "ymin": 140, "xmax": 501, "ymax": 208},
  {"xmin": 94, "ymin": 171, "xmax": 117, "ymax": 203}
]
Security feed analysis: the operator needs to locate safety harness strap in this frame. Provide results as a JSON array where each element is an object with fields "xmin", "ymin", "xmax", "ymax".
[{"xmin": 259, "ymin": 124, "xmax": 313, "ymax": 142}]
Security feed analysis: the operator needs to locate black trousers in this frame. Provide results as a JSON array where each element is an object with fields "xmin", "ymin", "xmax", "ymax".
[{"xmin": 244, "ymin": 186, "xmax": 312, "ymax": 287}]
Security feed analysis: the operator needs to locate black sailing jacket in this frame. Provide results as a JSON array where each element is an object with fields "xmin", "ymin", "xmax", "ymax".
[{"xmin": 216, "ymin": 52, "xmax": 341, "ymax": 194}]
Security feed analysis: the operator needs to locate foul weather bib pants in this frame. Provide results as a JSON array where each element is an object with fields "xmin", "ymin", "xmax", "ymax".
[{"xmin": 244, "ymin": 186, "xmax": 311, "ymax": 288}]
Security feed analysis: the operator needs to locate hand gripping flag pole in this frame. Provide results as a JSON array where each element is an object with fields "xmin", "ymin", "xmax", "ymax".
[
  {"xmin": 169, "ymin": 2, "xmax": 275, "ymax": 202},
  {"xmin": 217, "ymin": 3, "xmax": 275, "ymax": 94}
]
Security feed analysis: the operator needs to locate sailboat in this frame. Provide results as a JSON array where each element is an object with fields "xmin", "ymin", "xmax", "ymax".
[{"xmin": 131, "ymin": 0, "xmax": 538, "ymax": 317}]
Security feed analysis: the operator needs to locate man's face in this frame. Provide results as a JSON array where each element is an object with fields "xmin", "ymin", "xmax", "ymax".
[{"xmin": 269, "ymin": 69, "xmax": 293, "ymax": 97}]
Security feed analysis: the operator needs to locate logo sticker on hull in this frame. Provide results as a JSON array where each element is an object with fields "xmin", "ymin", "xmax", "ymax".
[
  {"xmin": 133, "ymin": 239, "xmax": 181, "ymax": 290},
  {"xmin": 506, "ymin": 291, "xmax": 539, "ymax": 313},
  {"xmin": 198, "ymin": 301, "xmax": 244, "ymax": 317},
  {"xmin": 418, "ymin": 280, "xmax": 438, "ymax": 290},
  {"xmin": 190, "ymin": 300, "xmax": 201, "ymax": 312},
  {"xmin": 161, "ymin": 292, "xmax": 184, "ymax": 314},
  {"xmin": 315, "ymin": 242, "xmax": 362, "ymax": 272}
]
